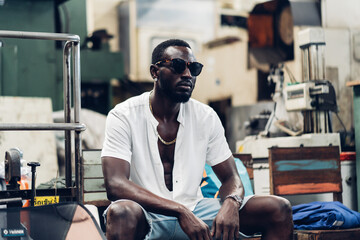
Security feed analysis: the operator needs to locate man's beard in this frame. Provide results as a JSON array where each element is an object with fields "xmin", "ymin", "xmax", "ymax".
[
  {"xmin": 159, "ymin": 79, "xmax": 194, "ymax": 103},
  {"xmin": 168, "ymin": 91, "xmax": 191, "ymax": 103}
]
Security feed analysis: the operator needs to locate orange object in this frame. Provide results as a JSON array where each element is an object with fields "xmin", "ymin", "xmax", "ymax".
[
  {"xmin": 248, "ymin": 14, "xmax": 274, "ymax": 48},
  {"xmin": 340, "ymin": 152, "xmax": 356, "ymax": 161},
  {"xmin": 19, "ymin": 177, "xmax": 30, "ymax": 207},
  {"xmin": 276, "ymin": 183, "xmax": 341, "ymax": 195}
]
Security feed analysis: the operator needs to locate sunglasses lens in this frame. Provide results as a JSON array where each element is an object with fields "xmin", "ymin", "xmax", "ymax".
[
  {"xmin": 171, "ymin": 59, "xmax": 187, "ymax": 74},
  {"xmin": 188, "ymin": 62, "xmax": 203, "ymax": 76},
  {"xmin": 170, "ymin": 58, "xmax": 203, "ymax": 76}
]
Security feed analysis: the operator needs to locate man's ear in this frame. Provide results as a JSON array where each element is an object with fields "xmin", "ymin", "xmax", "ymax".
[{"xmin": 150, "ymin": 64, "xmax": 158, "ymax": 80}]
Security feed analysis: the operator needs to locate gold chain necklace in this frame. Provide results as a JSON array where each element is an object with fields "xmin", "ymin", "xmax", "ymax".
[{"xmin": 149, "ymin": 91, "xmax": 177, "ymax": 145}]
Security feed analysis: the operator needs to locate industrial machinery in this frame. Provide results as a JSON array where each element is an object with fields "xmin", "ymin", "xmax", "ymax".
[
  {"xmin": 2, "ymin": 148, "xmax": 40, "ymax": 207},
  {"xmin": 236, "ymin": 27, "xmax": 346, "ymax": 206},
  {"xmin": 285, "ymin": 28, "xmax": 338, "ymax": 133}
]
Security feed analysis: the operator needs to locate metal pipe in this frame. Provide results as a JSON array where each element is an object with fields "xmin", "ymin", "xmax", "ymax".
[
  {"xmin": 319, "ymin": 111, "xmax": 323, "ymax": 133},
  {"xmin": 0, "ymin": 30, "xmax": 83, "ymax": 202},
  {"xmin": 317, "ymin": 44, "xmax": 326, "ymax": 80},
  {"xmin": 73, "ymin": 42, "xmax": 81, "ymax": 125},
  {"xmin": 73, "ymin": 42, "xmax": 82, "ymax": 202},
  {"xmin": 0, "ymin": 41, "xmax": 3, "ymax": 94},
  {"xmin": 63, "ymin": 41, "xmax": 72, "ymax": 188},
  {"xmin": 0, "ymin": 123, "xmax": 86, "ymax": 131},
  {"xmin": 302, "ymin": 48, "xmax": 309, "ymax": 82},
  {"xmin": 0, "ymin": 30, "xmax": 80, "ymax": 42},
  {"xmin": 325, "ymin": 111, "xmax": 328, "ymax": 133},
  {"xmin": 27, "ymin": 162, "xmax": 40, "ymax": 206},
  {"xmin": 309, "ymin": 45, "xmax": 318, "ymax": 80},
  {"xmin": 0, "ymin": 198, "xmax": 23, "ymax": 205},
  {"xmin": 303, "ymin": 111, "xmax": 307, "ymax": 133},
  {"xmin": 328, "ymin": 111, "xmax": 333, "ymax": 133},
  {"xmin": 316, "ymin": 111, "xmax": 320, "ymax": 133}
]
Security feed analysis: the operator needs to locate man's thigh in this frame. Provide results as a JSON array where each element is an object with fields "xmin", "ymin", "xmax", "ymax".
[
  {"xmin": 146, "ymin": 198, "xmax": 221, "ymax": 240},
  {"xmin": 148, "ymin": 197, "xmax": 254, "ymax": 240},
  {"xmin": 104, "ymin": 197, "xmax": 254, "ymax": 239}
]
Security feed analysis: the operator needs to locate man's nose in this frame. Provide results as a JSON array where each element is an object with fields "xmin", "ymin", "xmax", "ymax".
[{"xmin": 182, "ymin": 66, "xmax": 192, "ymax": 78}]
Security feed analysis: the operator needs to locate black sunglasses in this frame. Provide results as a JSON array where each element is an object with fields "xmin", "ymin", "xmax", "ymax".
[{"xmin": 155, "ymin": 58, "xmax": 203, "ymax": 77}]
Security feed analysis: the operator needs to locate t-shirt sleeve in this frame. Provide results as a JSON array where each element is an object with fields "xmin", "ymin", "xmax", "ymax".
[
  {"xmin": 205, "ymin": 110, "xmax": 232, "ymax": 166},
  {"xmin": 101, "ymin": 109, "xmax": 132, "ymax": 163}
]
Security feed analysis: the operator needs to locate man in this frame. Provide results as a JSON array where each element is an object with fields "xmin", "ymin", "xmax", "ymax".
[{"xmin": 101, "ymin": 39, "xmax": 293, "ymax": 240}]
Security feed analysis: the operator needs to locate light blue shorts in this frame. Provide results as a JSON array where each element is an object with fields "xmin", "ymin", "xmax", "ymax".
[{"xmin": 104, "ymin": 196, "xmax": 254, "ymax": 240}]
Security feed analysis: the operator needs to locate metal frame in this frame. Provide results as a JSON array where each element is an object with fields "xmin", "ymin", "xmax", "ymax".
[{"xmin": 0, "ymin": 30, "xmax": 85, "ymax": 202}]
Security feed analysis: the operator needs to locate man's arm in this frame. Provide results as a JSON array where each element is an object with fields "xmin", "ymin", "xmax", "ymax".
[
  {"xmin": 212, "ymin": 155, "xmax": 244, "ymax": 201},
  {"xmin": 211, "ymin": 155, "xmax": 244, "ymax": 240},
  {"xmin": 102, "ymin": 156, "xmax": 212, "ymax": 240}
]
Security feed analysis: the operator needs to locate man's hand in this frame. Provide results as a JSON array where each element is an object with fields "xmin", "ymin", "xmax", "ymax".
[
  {"xmin": 178, "ymin": 206, "xmax": 212, "ymax": 240},
  {"xmin": 211, "ymin": 199, "xmax": 240, "ymax": 240}
]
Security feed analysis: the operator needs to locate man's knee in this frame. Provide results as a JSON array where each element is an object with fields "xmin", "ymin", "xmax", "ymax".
[
  {"xmin": 106, "ymin": 200, "xmax": 148, "ymax": 240},
  {"xmin": 107, "ymin": 200, "xmax": 145, "ymax": 224},
  {"xmin": 268, "ymin": 196, "xmax": 292, "ymax": 223}
]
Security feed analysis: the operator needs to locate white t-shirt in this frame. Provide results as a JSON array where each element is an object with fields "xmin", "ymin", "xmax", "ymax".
[{"xmin": 101, "ymin": 91, "xmax": 232, "ymax": 210}]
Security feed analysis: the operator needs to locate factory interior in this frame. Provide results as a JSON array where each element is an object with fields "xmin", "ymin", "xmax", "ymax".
[{"xmin": 1, "ymin": 0, "xmax": 360, "ymax": 239}]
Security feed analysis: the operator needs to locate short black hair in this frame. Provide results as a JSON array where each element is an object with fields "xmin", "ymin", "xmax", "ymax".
[{"xmin": 151, "ymin": 39, "xmax": 191, "ymax": 64}]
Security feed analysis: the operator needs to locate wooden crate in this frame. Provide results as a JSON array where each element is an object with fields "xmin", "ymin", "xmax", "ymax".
[
  {"xmin": 296, "ymin": 229, "xmax": 360, "ymax": 240},
  {"xmin": 268, "ymin": 146, "xmax": 342, "ymax": 202}
]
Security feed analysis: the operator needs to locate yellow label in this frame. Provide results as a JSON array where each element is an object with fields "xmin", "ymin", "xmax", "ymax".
[{"xmin": 34, "ymin": 196, "xmax": 59, "ymax": 206}]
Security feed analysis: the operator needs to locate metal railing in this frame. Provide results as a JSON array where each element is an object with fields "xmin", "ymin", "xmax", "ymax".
[{"xmin": 0, "ymin": 30, "xmax": 85, "ymax": 202}]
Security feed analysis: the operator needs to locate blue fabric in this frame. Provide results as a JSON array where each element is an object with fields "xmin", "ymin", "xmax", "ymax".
[
  {"xmin": 200, "ymin": 158, "xmax": 254, "ymax": 198},
  {"xmin": 292, "ymin": 201, "xmax": 360, "ymax": 230}
]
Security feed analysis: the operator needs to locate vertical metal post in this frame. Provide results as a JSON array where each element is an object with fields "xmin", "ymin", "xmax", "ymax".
[
  {"xmin": 73, "ymin": 42, "xmax": 82, "ymax": 202},
  {"xmin": 63, "ymin": 41, "xmax": 72, "ymax": 188},
  {"xmin": 309, "ymin": 45, "xmax": 318, "ymax": 81},
  {"xmin": 317, "ymin": 45, "xmax": 326, "ymax": 80},
  {"xmin": 27, "ymin": 162, "xmax": 40, "ymax": 206},
  {"xmin": 353, "ymin": 86, "xmax": 360, "ymax": 211},
  {"xmin": 0, "ymin": 41, "xmax": 2, "ymax": 94},
  {"xmin": 302, "ymin": 48, "xmax": 309, "ymax": 82}
]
